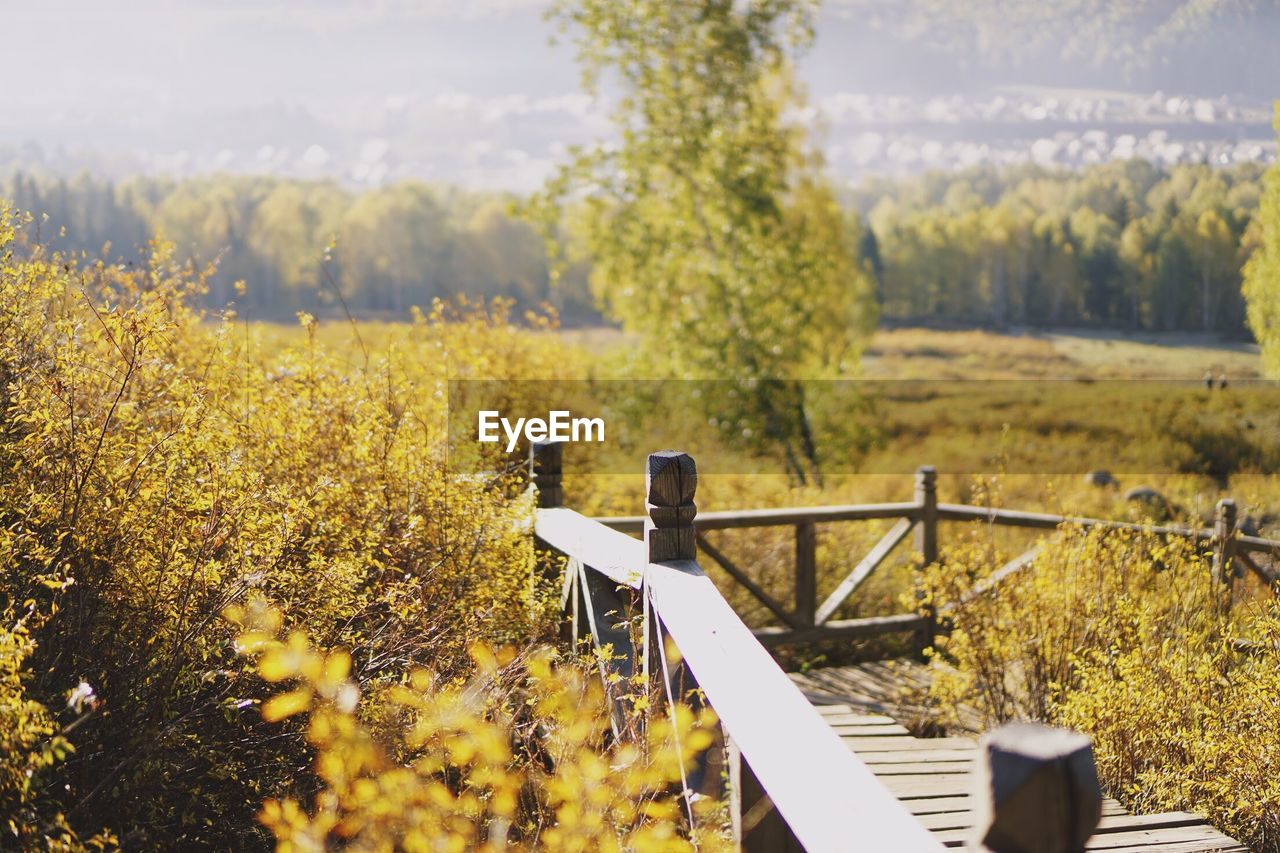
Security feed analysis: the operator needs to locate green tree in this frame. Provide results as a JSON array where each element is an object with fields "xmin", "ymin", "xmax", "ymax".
[
  {"xmin": 533, "ymin": 0, "xmax": 874, "ymax": 482},
  {"xmin": 1244, "ymin": 107, "xmax": 1280, "ymax": 376}
]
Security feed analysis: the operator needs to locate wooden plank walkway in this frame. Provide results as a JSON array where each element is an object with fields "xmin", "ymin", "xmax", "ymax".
[{"xmin": 794, "ymin": 664, "xmax": 1246, "ymax": 852}]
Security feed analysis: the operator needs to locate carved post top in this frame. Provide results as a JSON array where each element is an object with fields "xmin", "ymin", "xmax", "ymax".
[
  {"xmin": 647, "ymin": 451, "xmax": 696, "ymax": 508},
  {"xmin": 915, "ymin": 466, "xmax": 938, "ymax": 509},
  {"xmin": 972, "ymin": 721, "xmax": 1101, "ymax": 853},
  {"xmin": 915, "ymin": 465, "xmax": 937, "ymax": 490},
  {"xmin": 645, "ymin": 451, "xmax": 697, "ymax": 562}
]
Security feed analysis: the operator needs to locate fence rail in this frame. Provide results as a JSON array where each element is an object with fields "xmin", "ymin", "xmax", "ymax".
[
  {"xmin": 530, "ymin": 444, "xmax": 1199, "ymax": 849},
  {"xmin": 593, "ymin": 468, "xmax": 1280, "ymax": 647}
]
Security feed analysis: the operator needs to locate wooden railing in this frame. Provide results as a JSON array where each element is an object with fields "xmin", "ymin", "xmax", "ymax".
[
  {"xmin": 530, "ymin": 444, "xmax": 1280, "ymax": 848},
  {"xmin": 594, "ymin": 465, "xmax": 1280, "ymax": 647},
  {"xmin": 531, "ymin": 443, "xmax": 943, "ymax": 851}
]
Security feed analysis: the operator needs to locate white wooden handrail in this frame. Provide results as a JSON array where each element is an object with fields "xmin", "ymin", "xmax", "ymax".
[
  {"xmin": 532, "ymin": 454, "xmax": 943, "ymax": 852},
  {"xmin": 644, "ymin": 556, "xmax": 941, "ymax": 852}
]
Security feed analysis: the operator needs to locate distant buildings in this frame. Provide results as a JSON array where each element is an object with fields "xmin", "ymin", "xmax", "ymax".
[{"xmin": 1, "ymin": 88, "xmax": 1274, "ymax": 191}]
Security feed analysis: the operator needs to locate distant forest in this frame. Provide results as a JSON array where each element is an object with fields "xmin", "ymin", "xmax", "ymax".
[
  {"xmin": 854, "ymin": 160, "xmax": 1265, "ymax": 334},
  {"xmin": 2, "ymin": 158, "xmax": 1267, "ymax": 334}
]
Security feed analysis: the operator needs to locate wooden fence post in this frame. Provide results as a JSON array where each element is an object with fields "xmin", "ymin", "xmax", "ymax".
[
  {"xmin": 729, "ymin": 737, "xmax": 804, "ymax": 852},
  {"xmin": 641, "ymin": 450, "xmax": 696, "ymax": 704},
  {"xmin": 914, "ymin": 465, "xmax": 939, "ymax": 654},
  {"xmin": 643, "ymin": 452, "xmax": 789, "ymax": 841},
  {"xmin": 914, "ymin": 465, "xmax": 938, "ymax": 565},
  {"xmin": 794, "ymin": 522, "xmax": 817, "ymax": 628},
  {"xmin": 1212, "ymin": 498, "xmax": 1237, "ymax": 591},
  {"xmin": 970, "ymin": 722, "xmax": 1102, "ymax": 853},
  {"xmin": 530, "ymin": 440, "xmax": 564, "ymax": 509},
  {"xmin": 642, "ymin": 451, "xmax": 697, "ymax": 692},
  {"xmin": 645, "ymin": 451, "xmax": 697, "ymax": 563},
  {"xmin": 531, "ymin": 440, "xmax": 580, "ymax": 646}
]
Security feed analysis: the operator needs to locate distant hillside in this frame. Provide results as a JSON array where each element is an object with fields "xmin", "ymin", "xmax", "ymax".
[{"xmin": 814, "ymin": 0, "xmax": 1280, "ymax": 97}]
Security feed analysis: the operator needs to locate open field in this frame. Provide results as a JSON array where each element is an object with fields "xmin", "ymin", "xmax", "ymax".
[{"xmin": 561, "ymin": 324, "xmax": 1264, "ymax": 380}]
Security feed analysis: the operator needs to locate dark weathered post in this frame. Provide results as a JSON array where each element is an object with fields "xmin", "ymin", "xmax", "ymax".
[
  {"xmin": 531, "ymin": 440, "xmax": 579, "ymax": 645},
  {"xmin": 645, "ymin": 451, "xmax": 697, "ymax": 563},
  {"xmin": 914, "ymin": 465, "xmax": 939, "ymax": 653},
  {"xmin": 794, "ymin": 522, "xmax": 817, "ymax": 628},
  {"xmin": 642, "ymin": 451, "xmax": 697, "ymax": 689},
  {"xmin": 530, "ymin": 440, "xmax": 564, "ymax": 508},
  {"xmin": 970, "ymin": 722, "xmax": 1102, "ymax": 853},
  {"xmin": 643, "ymin": 452, "xmax": 713, "ymax": 803},
  {"xmin": 1212, "ymin": 498, "xmax": 1237, "ymax": 591}
]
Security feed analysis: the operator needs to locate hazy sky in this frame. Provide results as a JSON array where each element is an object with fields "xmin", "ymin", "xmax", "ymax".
[
  {"xmin": 3, "ymin": 0, "xmax": 576, "ymax": 115},
  {"xmin": 3, "ymin": 1, "xmax": 1274, "ymax": 189}
]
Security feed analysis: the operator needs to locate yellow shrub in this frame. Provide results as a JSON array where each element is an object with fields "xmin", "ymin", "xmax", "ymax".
[
  {"xmin": 0, "ymin": 205, "xmax": 586, "ymax": 845},
  {"xmin": 925, "ymin": 518, "xmax": 1280, "ymax": 851},
  {"xmin": 229, "ymin": 600, "xmax": 730, "ymax": 851}
]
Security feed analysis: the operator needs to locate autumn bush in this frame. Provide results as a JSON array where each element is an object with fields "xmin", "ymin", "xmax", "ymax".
[
  {"xmin": 228, "ymin": 599, "xmax": 727, "ymax": 851},
  {"xmin": 0, "ymin": 204, "xmax": 714, "ymax": 848},
  {"xmin": 924, "ymin": 515, "xmax": 1280, "ymax": 851}
]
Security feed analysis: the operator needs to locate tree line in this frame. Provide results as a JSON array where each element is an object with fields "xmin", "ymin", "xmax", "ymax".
[
  {"xmin": 858, "ymin": 160, "xmax": 1266, "ymax": 335},
  {"xmin": 2, "ymin": 158, "xmax": 1269, "ymax": 335},
  {"xmin": 1, "ymin": 172, "xmax": 597, "ymax": 322}
]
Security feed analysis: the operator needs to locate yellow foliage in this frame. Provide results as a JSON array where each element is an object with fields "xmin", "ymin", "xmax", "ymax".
[
  {"xmin": 924, "ymin": 519, "xmax": 1280, "ymax": 851},
  {"xmin": 230, "ymin": 600, "xmax": 730, "ymax": 851},
  {"xmin": 0, "ymin": 203, "xmax": 588, "ymax": 845}
]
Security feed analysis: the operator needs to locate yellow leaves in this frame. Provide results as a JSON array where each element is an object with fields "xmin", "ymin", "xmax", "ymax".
[
  {"xmin": 234, "ymin": 605, "xmax": 730, "ymax": 851},
  {"xmin": 323, "ymin": 650, "xmax": 351, "ymax": 684},
  {"xmin": 1, "ymin": 213, "xmax": 711, "ymax": 849},
  {"xmin": 257, "ymin": 648, "xmax": 298, "ymax": 683},
  {"xmin": 262, "ymin": 689, "xmax": 313, "ymax": 723},
  {"xmin": 927, "ymin": 518, "xmax": 1280, "ymax": 851}
]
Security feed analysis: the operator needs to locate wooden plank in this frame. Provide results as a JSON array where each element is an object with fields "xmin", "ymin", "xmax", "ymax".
[
  {"xmin": 879, "ymin": 773, "xmax": 972, "ymax": 799},
  {"xmin": 596, "ymin": 504, "xmax": 1280, "ymax": 555},
  {"xmin": 861, "ymin": 749, "xmax": 978, "ymax": 764},
  {"xmin": 754, "ymin": 613, "xmax": 928, "ymax": 647},
  {"xmin": 817, "ymin": 713, "xmax": 902, "ymax": 726},
  {"xmin": 536, "ymin": 508, "xmax": 646, "ymax": 589},
  {"xmin": 644, "ymin": 559, "xmax": 943, "ymax": 852},
  {"xmin": 729, "ymin": 737, "xmax": 803, "ymax": 852},
  {"xmin": 595, "ymin": 502, "xmax": 920, "ymax": 532},
  {"xmin": 920, "ymin": 812, "xmax": 1211, "ymax": 835},
  {"xmin": 870, "ymin": 758, "xmax": 967, "ymax": 773},
  {"xmin": 696, "ymin": 532, "xmax": 797, "ymax": 628},
  {"xmin": 903, "ymin": 796, "xmax": 1128, "ymax": 818},
  {"xmin": 1237, "ymin": 532, "xmax": 1280, "ymax": 555},
  {"xmin": 1237, "ymin": 549, "xmax": 1279, "ymax": 584},
  {"xmin": 946, "ymin": 545, "xmax": 1041, "ymax": 611},
  {"xmin": 1088, "ymin": 843, "xmax": 1247, "ymax": 853},
  {"xmin": 1094, "ymin": 813, "xmax": 1210, "ymax": 834},
  {"xmin": 868, "ymin": 760, "xmax": 973, "ymax": 775},
  {"xmin": 829, "ymin": 722, "xmax": 914, "ymax": 736},
  {"xmin": 1080, "ymin": 825, "xmax": 1244, "ymax": 850},
  {"xmin": 902, "ymin": 796, "xmax": 974, "ymax": 816},
  {"xmin": 815, "ymin": 517, "xmax": 915, "ymax": 625},
  {"xmin": 843, "ymin": 736, "xmax": 977, "ymax": 752},
  {"xmin": 577, "ymin": 561, "xmax": 637, "ymax": 736}
]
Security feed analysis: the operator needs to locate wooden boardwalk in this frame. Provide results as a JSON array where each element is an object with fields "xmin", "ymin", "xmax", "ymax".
[
  {"xmin": 539, "ymin": 449, "xmax": 1272, "ymax": 850},
  {"xmin": 798, "ymin": 664, "xmax": 1247, "ymax": 852}
]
